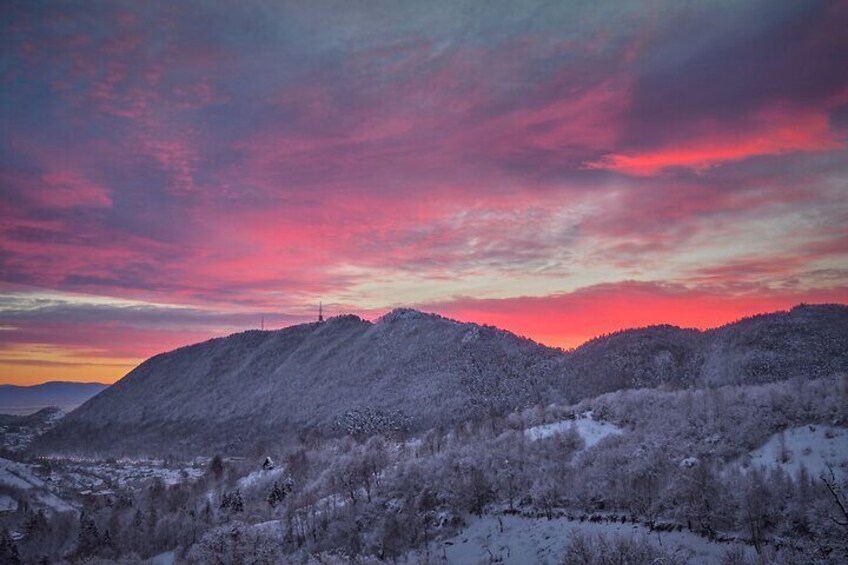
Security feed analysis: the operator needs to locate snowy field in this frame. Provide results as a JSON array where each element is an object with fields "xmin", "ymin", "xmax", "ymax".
[
  {"xmin": 413, "ymin": 514, "xmax": 752, "ymax": 565},
  {"xmin": 0, "ymin": 457, "xmax": 75, "ymax": 513},
  {"xmin": 524, "ymin": 412, "xmax": 622, "ymax": 447},
  {"xmin": 147, "ymin": 550, "xmax": 177, "ymax": 565},
  {"xmin": 0, "ymin": 494, "xmax": 18, "ymax": 512},
  {"xmin": 741, "ymin": 425, "xmax": 848, "ymax": 477}
]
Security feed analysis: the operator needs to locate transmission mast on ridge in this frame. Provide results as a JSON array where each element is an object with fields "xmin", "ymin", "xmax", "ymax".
[{"xmin": 318, "ymin": 302, "xmax": 324, "ymax": 323}]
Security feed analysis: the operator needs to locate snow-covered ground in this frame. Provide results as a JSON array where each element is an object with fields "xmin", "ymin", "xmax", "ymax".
[
  {"xmin": 741, "ymin": 425, "xmax": 848, "ymax": 477},
  {"xmin": 0, "ymin": 494, "xmax": 18, "ymax": 512},
  {"xmin": 0, "ymin": 457, "xmax": 49, "ymax": 490},
  {"xmin": 147, "ymin": 550, "xmax": 177, "ymax": 565},
  {"xmin": 237, "ymin": 466, "xmax": 289, "ymax": 494},
  {"xmin": 414, "ymin": 514, "xmax": 752, "ymax": 565},
  {"xmin": 0, "ymin": 458, "xmax": 75, "ymax": 513},
  {"xmin": 525, "ymin": 412, "xmax": 622, "ymax": 447}
]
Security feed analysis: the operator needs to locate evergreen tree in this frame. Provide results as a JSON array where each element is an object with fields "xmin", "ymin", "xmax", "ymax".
[
  {"xmin": 221, "ymin": 489, "xmax": 245, "ymax": 512},
  {"xmin": 77, "ymin": 512, "xmax": 101, "ymax": 557},
  {"xmin": 0, "ymin": 528, "xmax": 22, "ymax": 565},
  {"xmin": 231, "ymin": 489, "xmax": 245, "ymax": 512},
  {"xmin": 25, "ymin": 509, "xmax": 48, "ymax": 536},
  {"xmin": 268, "ymin": 482, "xmax": 286, "ymax": 507}
]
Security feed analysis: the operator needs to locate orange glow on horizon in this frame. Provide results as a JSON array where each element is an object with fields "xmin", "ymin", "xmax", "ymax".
[
  {"xmin": 4, "ymin": 286, "xmax": 846, "ymax": 386},
  {"xmin": 0, "ymin": 344, "xmax": 139, "ymax": 386}
]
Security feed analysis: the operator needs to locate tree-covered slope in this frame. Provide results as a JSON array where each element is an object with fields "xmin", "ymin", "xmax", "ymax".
[
  {"xmin": 36, "ymin": 310, "xmax": 566, "ymax": 455},
  {"xmin": 35, "ymin": 305, "xmax": 848, "ymax": 456}
]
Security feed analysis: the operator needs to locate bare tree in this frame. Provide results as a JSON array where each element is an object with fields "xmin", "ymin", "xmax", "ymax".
[{"xmin": 820, "ymin": 465, "xmax": 848, "ymax": 530}]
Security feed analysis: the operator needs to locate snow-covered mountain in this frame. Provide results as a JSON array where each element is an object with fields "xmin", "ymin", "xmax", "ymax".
[
  {"xmin": 563, "ymin": 303, "xmax": 848, "ymax": 399},
  {"xmin": 36, "ymin": 304, "xmax": 848, "ymax": 456},
  {"xmin": 36, "ymin": 310, "xmax": 567, "ymax": 455}
]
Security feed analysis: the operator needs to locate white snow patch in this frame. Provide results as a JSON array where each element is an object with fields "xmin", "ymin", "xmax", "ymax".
[
  {"xmin": 413, "ymin": 514, "xmax": 751, "ymax": 565},
  {"xmin": 35, "ymin": 491, "xmax": 75, "ymax": 513},
  {"xmin": 147, "ymin": 550, "xmax": 177, "ymax": 565},
  {"xmin": 237, "ymin": 467, "xmax": 288, "ymax": 491},
  {"xmin": 0, "ymin": 457, "xmax": 46, "ymax": 490},
  {"xmin": 249, "ymin": 519, "xmax": 287, "ymax": 538},
  {"xmin": 681, "ymin": 457, "xmax": 701, "ymax": 469},
  {"xmin": 0, "ymin": 458, "xmax": 75, "ymax": 513},
  {"xmin": 525, "ymin": 412, "xmax": 622, "ymax": 447},
  {"xmin": 46, "ymin": 409, "xmax": 66, "ymax": 424},
  {"xmin": 744, "ymin": 425, "xmax": 848, "ymax": 477},
  {"xmin": 0, "ymin": 494, "xmax": 18, "ymax": 513}
]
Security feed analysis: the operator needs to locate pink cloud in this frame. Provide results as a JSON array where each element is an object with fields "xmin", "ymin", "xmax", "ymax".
[
  {"xmin": 2, "ymin": 3, "xmax": 847, "ymax": 385},
  {"xmin": 474, "ymin": 76, "xmax": 630, "ymax": 157},
  {"xmin": 0, "ymin": 167, "xmax": 112, "ymax": 212},
  {"xmin": 37, "ymin": 171, "xmax": 113, "ymax": 208},
  {"xmin": 426, "ymin": 281, "xmax": 848, "ymax": 348},
  {"xmin": 585, "ymin": 104, "xmax": 844, "ymax": 176}
]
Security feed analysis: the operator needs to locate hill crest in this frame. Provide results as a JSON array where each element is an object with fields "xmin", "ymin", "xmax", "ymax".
[{"xmin": 35, "ymin": 304, "xmax": 848, "ymax": 456}]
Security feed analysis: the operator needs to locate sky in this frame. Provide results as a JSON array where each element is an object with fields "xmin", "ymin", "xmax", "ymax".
[{"xmin": 1, "ymin": 0, "xmax": 847, "ymax": 385}]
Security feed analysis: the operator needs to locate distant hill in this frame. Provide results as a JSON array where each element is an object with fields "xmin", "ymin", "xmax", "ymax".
[
  {"xmin": 0, "ymin": 406, "xmax": 64, "ymax": 427},
  {"xmin": 563, "ymin": 304, "xmax": 848, "ymax": 398},
  {"xmin": 701, "ymin": 304, "xmax": 848, "ymax": 385},
  {"xmin": 0, "ymin": 381, "xmax": 108, "ymax": 415},
  {"xmin": 0, "ymin": 407, "xmax": 66, "ymax": 453},
  {"xmin": 35, "ymin": 304, "xmax": 848, "ymax": 456}
]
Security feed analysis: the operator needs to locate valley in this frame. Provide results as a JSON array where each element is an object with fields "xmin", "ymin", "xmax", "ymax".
[{"xmin": 1, "ymin": 306, "xmax": 847, "ymax": 564}]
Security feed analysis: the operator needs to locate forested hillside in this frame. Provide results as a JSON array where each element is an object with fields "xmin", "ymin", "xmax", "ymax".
[
  {"xmin": 7, "ymin": 376, "xmax": 847, "ymax": 563},
  {"xmin": 35, "ymin": 305, "xmax": 848, "ymax": 456}
]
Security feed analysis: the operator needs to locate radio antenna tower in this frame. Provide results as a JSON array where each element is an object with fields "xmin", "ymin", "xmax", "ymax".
[
  {"xmin": 260, "ymin": 314, "xmax": 264, "ymax": 330},
  {"xmin": 318, "ymin": 301, "xmax": 324, "ymax": 323}
]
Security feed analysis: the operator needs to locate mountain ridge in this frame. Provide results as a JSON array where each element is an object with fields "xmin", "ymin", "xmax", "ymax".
[
  {"xmin": 34, "ymin": 303, "xmax": 848, "ymax": 456},
  {"xmin": 0, "ymin": 381, "xmax": 109, "ymax": 415}
]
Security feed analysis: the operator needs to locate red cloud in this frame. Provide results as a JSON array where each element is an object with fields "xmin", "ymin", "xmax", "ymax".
[
  {"xmin": 425, "ymin": 281, "xmax": 848, "ymax": 348},
  {"xmin": 585, "ymin": 104, "xmax": 844, "ymax": 176},
  {"xmin": 5, "ymin": 281, "xmax": 846, "ymax": 385},
  {"xmin": 3, "ymin": 3, "xmax": 848, "ymax": 385}
]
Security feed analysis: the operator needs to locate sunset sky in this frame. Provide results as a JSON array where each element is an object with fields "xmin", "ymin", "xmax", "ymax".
[{"xmin": 2, "ymin": 1, "xmax": 847, "ymax": 385}]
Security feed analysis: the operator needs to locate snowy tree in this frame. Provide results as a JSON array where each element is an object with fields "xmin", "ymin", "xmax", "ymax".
[
  {"xmin": 740, "ymin": 469, "xmax": 774, "ymax": 554},
  {"xmin": 77, "ymin": 512, "xmax": 101, "ymax": 557},
  {"xmin": 0, "ymin": 529, "xmax": 22, "ymax": 565},
  {"xmin": 820, "ymin": 465, "xmax": 848, "ymax": 531},
  {"xmin": 267, "ymin": 482, "xmax": 286, "ymax": 507}
]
